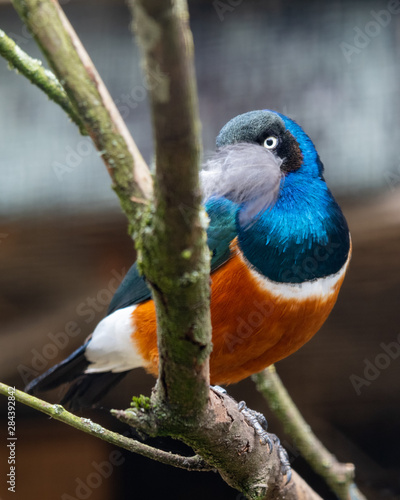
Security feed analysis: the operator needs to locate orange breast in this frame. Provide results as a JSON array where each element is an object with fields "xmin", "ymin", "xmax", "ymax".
[{"xmin": 131, "ymin": 241, "xmax": 347, "ymax": 385}]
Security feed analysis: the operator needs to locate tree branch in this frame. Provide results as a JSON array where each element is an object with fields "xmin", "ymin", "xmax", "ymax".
[
  {"xmin": 113, "ymin": 387, "xmax": 323, "ymax": 500},
  {"xmin": 125, "ymin": 2, "xmax": 323, "ymax": 498},
  {"xmin": 11, "ymin": 0, "xmax": 153, "ymax": 224},
  {"xmin": 130, "ymin": 0, "xmax": 211, "ymax": 418},
  {"xmin": 0, "ymin": 29, "xmax": 86, "ymax": 133},
  {"xmin": 253, "ymin": 366, "xmax": 367, "ymax": 500},
  {"xmin": 0, "ymin": 383, "xmax": 212, "ymax": 472}
]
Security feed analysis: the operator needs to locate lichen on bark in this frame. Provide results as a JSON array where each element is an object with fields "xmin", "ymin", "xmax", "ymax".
[{"xmin": 131, "ymin": 0, "xmax": 212, "ymax": 420}]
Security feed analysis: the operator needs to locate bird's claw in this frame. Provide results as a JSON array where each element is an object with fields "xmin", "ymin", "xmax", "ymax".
[
  {"xmin": 271, "ymin": 434, "xmax": 292, "ymax": 484},
  {"xmin": 238, "ymin": 401, "xmax": 292, "ymax": 484},
  {"xmin": 238, "ymin": 401, "xmax": 273, "ymax": 451},
  {"xmin": 213, "ymin": 390, "xmax": 292, "ymax": 484},
  {"xmin": 212, "ymin": 389, "xmax": 271, "ymax": 447},
  {"xmin": 211, "ymin": 385, "xmax": 227, "ymax": 395}
]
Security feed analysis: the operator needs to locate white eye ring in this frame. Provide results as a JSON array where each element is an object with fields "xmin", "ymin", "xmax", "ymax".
[{"xmin": 263, "ymin": 136, "xmax": 278, "ymax": 149}]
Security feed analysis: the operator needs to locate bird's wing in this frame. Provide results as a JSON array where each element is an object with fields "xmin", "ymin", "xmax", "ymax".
[
  {"xmin": 107, "ymin": 263, "xmax": 152, "ymax": 315},
  {"xmin": 206, "ymin": 196, "xmax": 238, "ymax": 270},
  {"xmin": 107, "ymin": 196, "xmax": 238, "ymax": 316}
]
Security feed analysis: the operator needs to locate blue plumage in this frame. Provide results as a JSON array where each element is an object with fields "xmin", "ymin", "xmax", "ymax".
[
  {"xmin": 238, "ymin": 185, "xmax": 349, "ymax": 282},
  {"xmin": 212, "ymin": 110, "xmax": 350, "ymax": 283}
]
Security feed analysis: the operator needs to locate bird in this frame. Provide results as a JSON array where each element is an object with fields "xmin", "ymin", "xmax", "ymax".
[{"xmin": 26, "ymin": 110, "xmax": 351, "ymax": 411}]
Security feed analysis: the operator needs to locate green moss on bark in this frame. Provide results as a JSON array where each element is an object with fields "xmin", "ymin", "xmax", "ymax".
[{"xmin": 0, "ymin": 29, "xmax": 86, "ymax": 132}]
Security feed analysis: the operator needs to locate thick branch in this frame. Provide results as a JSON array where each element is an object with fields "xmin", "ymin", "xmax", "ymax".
[
  {"xmin": 130, "ymin": 0, "xmax": 211, "ymax": 418},
  {"xmin": 0, "ymin": 383, "xmax": 212, "ymax": 472},
  {"xmin": 253, "ymin": 367, "xmax": 367, "ymax": 500},
  {"xmin": 129, "ymin": 3, "xmax": 322, "ymax": 498},
  {"xmin": 0, "ymin": 29, "xmax": 86, "ymax": 133},
  {"xmin": 12, "ymin": 0, "xmax": 153, "ymax": 223},
  {"xmin": 114, "ymin": 388, "xmax": 323, "ymax": 500}
]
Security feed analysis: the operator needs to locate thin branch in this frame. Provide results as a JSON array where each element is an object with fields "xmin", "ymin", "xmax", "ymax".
[
  {"xmin": 253, "ymin": 366, "xmax": 367, "ymax": 500},
  {"xmin": 0, "ymin": 29, "xmax": 86, "ymax": 133},
  {"xmin": 130, "ymin": 0, "xmax": 211, "ymax": 418},
  {"xmin": 0, "ymin": 383, "xmax": 212, "ymax": 472},
  {"xmin": 11, "ymin": 0, "xmax": 153, "ymax": 223}
]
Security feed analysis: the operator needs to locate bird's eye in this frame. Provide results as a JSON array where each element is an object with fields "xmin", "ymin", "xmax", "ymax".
[{"xmin": 263, "ymin": 136, "xmax": 278, "ymax": 149}]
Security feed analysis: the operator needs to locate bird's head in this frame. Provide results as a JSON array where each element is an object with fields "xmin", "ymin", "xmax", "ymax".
[
  {"xmin": 201, "ymin": 110, "xmax": 324, "ymax": 225},
  {"xmin": 202, "ymin": 110, "xmax": 349, "ymax": 282}
]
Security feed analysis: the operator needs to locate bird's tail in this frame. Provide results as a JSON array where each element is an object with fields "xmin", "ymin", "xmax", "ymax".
[
  {"xmin": 25, "ymin": 342, "xmax": 129, "ymax": 411},
  {"xmin": 25, "ymin": 343, "xmax": 90, "ymax": 394},
  {"xmin": 60, "ymin": 371, "xmax": 129, "ymax": 411}
]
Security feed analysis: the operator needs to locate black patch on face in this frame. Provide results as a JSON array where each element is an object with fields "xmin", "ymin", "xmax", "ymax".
[{"xmin": 272, "ymin": 130, "xmax": 303, "ymax": 173}]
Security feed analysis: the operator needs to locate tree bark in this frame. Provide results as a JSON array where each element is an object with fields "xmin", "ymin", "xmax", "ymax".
[{"xmin": 130, "ymin": 0, "xmax": 211, "ymax": 419}]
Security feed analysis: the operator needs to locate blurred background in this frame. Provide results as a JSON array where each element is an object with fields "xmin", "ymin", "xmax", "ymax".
[{"xmin": 0, "ymin": 0, "xmax": 399, "ymax": 498}]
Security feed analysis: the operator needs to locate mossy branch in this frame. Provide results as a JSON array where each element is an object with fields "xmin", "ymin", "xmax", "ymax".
[
  {"xmin": 113, "ymin": 387, "xmax": 323, "ymax": 500},
  {"xmin": 127, "ymin": 3, "xmax": 322, "ymax": 497},
  {"xmin": 253, "ymin": 366, "xmax": 367, "ymax": 500},
  {"xmin": 0, "ymin": 383, "xmax": 212, "ymax": 472},
  {"xmin": 130, "ymin": 0, "xmax": 211, "ymax": 419},
  {"xmin": 1, "ymin": 381, "xmax": 322, "ymax": 499},
  {"xmin": 11, "ymin": 0, "xmax": 153, "ymax": 226},
  {"xmin": 0, "ymin": 29, "xmax": 86, "ymax": 133}
]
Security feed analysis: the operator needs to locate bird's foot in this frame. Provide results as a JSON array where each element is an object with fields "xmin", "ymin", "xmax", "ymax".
[
  {"xmin": 211, "ymin": 385, "xmax": 227, "ymax": 395},
  {"xmin": 238, "ymin": 400, "xmax": 273, "ymax": 450},
  {"xmin": 238, "ymin": 401, "xmax": 292, "ymax": 484},
  {"xmin": 271, "ymin": 434, "xmax": 292, "ymax": 484},
  {"xmin": 211, "ymin": 389, "xmax": 292, "ymax": 484},
  {"xmin": 212, "ymin": 387, "xmax": 270, "ymax": 446}
]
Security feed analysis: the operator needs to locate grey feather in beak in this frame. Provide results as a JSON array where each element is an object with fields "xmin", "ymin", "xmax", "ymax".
[{"xmin": 201, "ymin": 143, "xmax": 282, "ymax": 226}]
